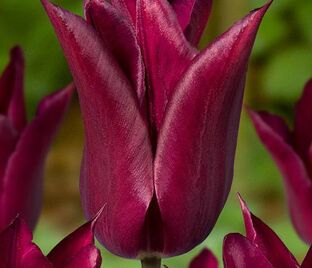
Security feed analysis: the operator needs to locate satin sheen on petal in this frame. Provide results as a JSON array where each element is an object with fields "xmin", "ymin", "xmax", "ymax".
[
  {"xmin": 0, "ymin": 218, "xmax": 51, "ymax": 268},
  {"xmin": 0, "ymin": 84, "xmax": 73, "ymax": 231},
  {"xmin": 137, "ymin": 0, "xmax": 197, "ymax": 132},
  {"xmin": 189, "ymin": 248, "xmax": 218, "ymax": 268},
  {"xmin": 154, "ymin": 2, "xmax": 271, "ymax": 256},
  {"xmin": 42, "ymin": 0, "xmax": 154, "ymax": 258},
  {"xmin": 223, "ymin": 234, "xmax": 274, "ymax": 268}
]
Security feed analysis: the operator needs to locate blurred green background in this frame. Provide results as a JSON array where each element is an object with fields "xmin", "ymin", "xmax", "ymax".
[{"xmin": 0, "ymin": 0, "xmax": 312, "ymax": 267}]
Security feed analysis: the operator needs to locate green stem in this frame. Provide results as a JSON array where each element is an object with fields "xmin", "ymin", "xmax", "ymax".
[{"xmin": 141, "ymin": 257, "xmax": 161, "ymax": 268}]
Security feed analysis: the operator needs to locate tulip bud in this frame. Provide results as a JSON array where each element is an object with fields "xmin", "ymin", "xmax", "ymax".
[{"xmin": 42, "ymin": 0, "xmax": 271, "ymax": 259}]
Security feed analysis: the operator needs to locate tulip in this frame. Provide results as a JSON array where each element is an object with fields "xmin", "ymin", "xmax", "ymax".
[
  {"xmin": 223, "ymin": 195, "xmax": 312, "ymax": 268},
  {"xmin": 42, "ymin": 0, "xmax": 271, "ymax": 262},
  {"xmin": 248, "ymin": 79, "xmax": 312, "ymax": 243},
  {"xmin": 0, "ymin": 47, "xmax": 73, "ymax": 231},
  {"xmin": 188, "ymin": 248, "xmax": 218, "ymax": 268},
  {"xmin": 0, "ymin": 216, "xmax": 102, "ymax": 268}
]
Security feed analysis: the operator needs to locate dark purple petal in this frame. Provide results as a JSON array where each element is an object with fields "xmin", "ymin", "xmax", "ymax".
[
  {"xmin": 0, "ymin": 217, "xmax": 51, "ymax": 267},
  {"xmin": 302, "ymin": 246, "xmax": 312, "ymax": 268},
  {"xmin": 0, "ymin": 116, "xmax": 18, "ymax": 188},
  {"xmin": 85, "ymin": 0, "xmax": 145, "ymax": 106},
  {"xmin": 111, "ymin": 0, "xmax": 136, "ymax": 24},
  {"xmin": 0, "ymin": 84, "xmax": 73, "ymax": 231},
  {"xmin": 223, "ymin": 234, "xmax": 274, "ymax": 268},
  {"xmin": 48, "ymin": 214, "xmax": 101, "ymax": 267},
  {"xmin": 63, "ymin": 245, "xmax": 102, "ymax": 268},
  {"xmin": 184, "ymin": 0, "xmax": 213, "ymax": 46},
  {"xmin": 238, "ymin": 195, "xmax": 299, "ymax": 268},
  {"xmin": 41, "ymin": 0, "xmax": 154, "ymax": 258},
  {"xmin": 154, "ymin": 2, "xmax": 271, "ymax": 256},
  {"xmin": 249, "ymin": 109, "xmax": 312, "ymax": 243},
  {"xmin": 189, "ymin": 248, "xmax": 218, "ymax": 268},
  {"xmin": 170, "ymin": 0, "xmax": 196, "ymax": 31},
  {"xmin": 294, "ymin": 79, "xmax": 312, "ymax": 163},
  {"xmin": 137, "ymin": 0, "xmax": 197, "ymax": 132},
  {"xmin": 0, "ymin": 47, "xmax": 26, "ymax": 132}
]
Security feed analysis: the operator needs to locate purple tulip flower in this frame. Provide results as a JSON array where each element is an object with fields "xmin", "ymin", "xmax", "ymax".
[
  {"xmin": 42, "ymin": 0, "xmax": 271, "ymax": 259},
  {"xmin": 249, "ymin": 79, "xmax": 312, "ymax": 244},
  {"xmin": 0, "ymin": 47, "xmax": 73, "ymax": 232},
  {"xmin": 0, "ymin": 216, "xmax": 102, "ymax": 268},
  {"xmin": 223, "ymin": 196, "xmax": 312, "ymax": 268}
]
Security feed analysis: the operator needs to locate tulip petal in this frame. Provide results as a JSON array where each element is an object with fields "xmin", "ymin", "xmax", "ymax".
[
  {"xmin": 294, "ymin": 79, "xmax": 312, "ymax": 162},
  {"xmin": 154, "ymin": 2, "xmax": 271, "ymax": 256},
  {"xmin": 85, "ymin": 0, "xmax": 145, "ymax": 105},
  {"xmin": 111, "ymin": 0, "xmax": 136, "ymax": 24},
  {"xmin": 0, "ymin": 85, "xmax": 73, "ymax": 231},
  {"xmin": 0, "ymin": 47, "xmax": 26, "ymax": 132},
  {"xmin": 189, "ymin": 248, "xmax": 218, "ymax": 268},
  {"xmin": 48, "ymin": 215, "xmax": 101, "ymax": 267},
  {"xmin": 302, "ymin": 246, "xmax": 312, "ymax": 268},
  {"xmin": 0, "ymin": 116, "xmax": 18, "ymax": 185},
  {"xmin": 238, "ymin": 195, "xmax": 299, "ymax": 268},
  {"xmin": 223, "ymin": 234, "xmax": 274, "ymax": 268},
  {"xmin": 42, "ymin": 0, "xmax": 154, "ymax": 258},
  {"xmin": 184, "ymin": 0, "xmax": 213, "ymax": 46},
  {"xmin": 170, "ymin": 0, "xmax": 196, "ymax": 31},
  {"xmin": 248, "ymin": 109, "xmax": 312, "ymax": 243},
  {"xmin": 0, "ymin": 217, "xmax": 51, "ymax": 267},
  {"xmin": 137, "ymin": 0, "xmax": 197, "ymax": 132}
]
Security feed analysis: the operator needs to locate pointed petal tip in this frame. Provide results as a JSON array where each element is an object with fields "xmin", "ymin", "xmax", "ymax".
[{"xmin": 90, "ymin": 204, "xmax": 106, "ymax": 230}]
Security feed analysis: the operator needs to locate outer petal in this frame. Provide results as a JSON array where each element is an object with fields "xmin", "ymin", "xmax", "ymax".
[
  {"xmin": 85, "ymin": 0, "xmax": 145, "ymax": 105},
  {"xmin": 294, "ymin": 79, "xmax": 312, "ymax": 163},
  {"xmin": 170, "ymin": 0, "xmax": 196, "ymax": 31},
  {"xmin": 249, "ymin": 109, "xmax": 312, "ymax": 243},
  {"xmin": 154, "ymin": 2, "xmax": 271, "ymax": 256},
  {"xmin": 48, "ymin": 215, "xmax": 101, "ymax": 267},
  {"xmin": 238, "ymin": 195, "xmax": 299, "ymax": 268},
  {"xmin": 189, "ymin": 248, "xmax": 218, "ymax": 268},
  {"xmin": 0, "ymin": 116, "xmax": 18, "ymax": 183},
  {"xmin": 183, "ymin": 0, "xmax": 213, "ymax": 46},
  {"xmin": 0, "ymin": 217, "xmax": 51, "ymax": 267},
  {"xmin": 0, "ymin": 85, "xmax": 73, "ymax": 231},
  {"xmin": 0, "ymin": 47, "xmax": 26, "ymax": 132},
  {"xmin": 302, "ymin": 246, "xmax": 312, "ymax": 268},
  {"xmin": 42, "ymin": 0, "xmax": 154, "ymax": 258},
  {"xmin": 137, "ymin": 0, "xmax": 197, "ymax": 132},
  {"xmin": 223, "ymin": 234, "xmax": 274, "ymax": 268}
]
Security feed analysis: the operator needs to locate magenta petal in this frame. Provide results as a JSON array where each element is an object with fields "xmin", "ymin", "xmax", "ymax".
[
  {"xmin": 48, "ymin": 215, "xmax": 101, "ymax": 267},
  {"xmin": 0, "ymin": 116, "xmax": 18, "ymax": 185},
  {"xmin": 249, "ymin": 109, "xmax": 312, "ymax": 243},
  {"xmin": 42, "ymin": 0, "xmax": 154, "ymax": 258},
  {"xmin": 111, "ymin": 0, "xmax": 136, "ymax": 24},
  {"xmin": 137, "ymin": 0, "xmax": 197, "ymax": 131},
  {"xmin": 154, "ymin": 2, "xmax": 271, "ymax": 256},
  {"xmin": 170, "ymin": 0, "xmax": 196, "ymax": 31},
  {"xmin": 0, "ymin": 47, "xmax": 26, "ymax": 132},
  {"xmin": 294, "ymin": 79, "xmax": 312, "ymax": 162},
  {"xmin": 63, "ymin": 245, "xmax": 102, "ymax": 268},
  {"xmin": 85, "ymin": 0, "xmax": 145, "ymax": 105},
  {"xmin": 0, "ymin": 85, "xmax": 73, "ymax": 231},
  {"xmin": 0, "ymin": 217, "xmax": 51, "ymax": 267},
  {"xmin": 184, "ymin": 0, "xmax": 213, "ymax": 46},
  {"xmin": 238, "ymin": 195, "xmax": 299, "ymax": 268},
  {"xmin": 302, "ymin": 246, "xmax": 312, "ymax": 268},
  {"xmin": 189, "ymin": 248, "xmax": 218, "ymax": 268},
  {"xmin": 223, "ymin": 234, "xmax": 274, "ymax": 268}
]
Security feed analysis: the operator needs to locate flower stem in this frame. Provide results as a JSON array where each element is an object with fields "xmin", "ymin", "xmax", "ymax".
[{"xmin": 141, "ymin": 257, "xmax": 161, "ymax": 268}]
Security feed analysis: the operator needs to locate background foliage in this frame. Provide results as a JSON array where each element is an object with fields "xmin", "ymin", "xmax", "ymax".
[{"xmin": 0, "ymin": 0, "xmax": 311, "ymax": 267}]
